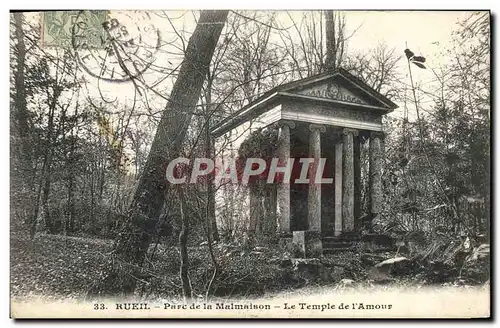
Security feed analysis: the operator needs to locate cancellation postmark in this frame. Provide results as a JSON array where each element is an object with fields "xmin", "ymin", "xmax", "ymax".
[
  {"xmin": 43, "ymin": 10, "xmax": 161, "ymax": 83},
  {"xmin": 73, "ymin": 11, "xmax": 161, "ymax": 83}
]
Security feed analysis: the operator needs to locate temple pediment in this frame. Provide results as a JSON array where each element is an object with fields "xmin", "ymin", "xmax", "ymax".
[
  {"xmin": 292, "ymin": 80, "xmax": 369, "ymax": 106},
  {"xmin": 281, "ymin": 70, "xmax": 396, "ymax": 110}
]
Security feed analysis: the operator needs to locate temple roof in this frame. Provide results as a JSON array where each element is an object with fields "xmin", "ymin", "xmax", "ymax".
[{"xmin": 211, "ymin": 68, "xmax": 398, "ymax": 137}]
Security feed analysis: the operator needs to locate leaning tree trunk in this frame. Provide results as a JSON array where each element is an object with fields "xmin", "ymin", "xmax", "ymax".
[{"xmin": 91, "ymin": 10, "xmax": 229, "ymax": 297}]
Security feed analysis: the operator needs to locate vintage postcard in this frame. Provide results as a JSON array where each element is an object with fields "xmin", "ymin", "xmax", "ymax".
[{"xmin": 9, "ymin": 9, "xmax": 491, "ymax": 319}]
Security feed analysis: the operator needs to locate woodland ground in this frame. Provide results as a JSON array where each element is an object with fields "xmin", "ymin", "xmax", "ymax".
[{"xmin": 10, "ymin": 231, "xmax": 489, "ymax": 302}]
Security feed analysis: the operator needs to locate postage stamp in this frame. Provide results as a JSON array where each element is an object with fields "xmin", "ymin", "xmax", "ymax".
[{"xmin": 41, "ymin": 10, "xmax": 108, "ymax": 49}]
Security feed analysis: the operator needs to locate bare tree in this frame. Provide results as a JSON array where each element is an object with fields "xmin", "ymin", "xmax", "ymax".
[
  {"xmin": 324, "ymin": 10, "xmax": 347, "ymax": 71},
  {"xmin": 279, "ymin": 11, "xmax": 356, "ymax": 78},
  {"xmin": 345, "ymin": 42, "xmax": 402, "ymax": 99}
]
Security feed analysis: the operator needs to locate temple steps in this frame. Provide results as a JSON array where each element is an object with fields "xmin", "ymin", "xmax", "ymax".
[
  {"xmin": 321, "ymin": 233, "xmax": 396, "ymax": 254},
  {"xmin": 321, "ymin": 234, "xmax": 360, "ymax": 254},
  {"xmin": 323, "ymin": 247, "xmax": 354, "ymax": 254}
]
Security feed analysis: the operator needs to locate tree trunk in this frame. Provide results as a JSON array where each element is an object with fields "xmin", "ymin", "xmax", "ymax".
[
  {"xmin": 66, "ymin": 140, "xmax": 76, "ymax": 235},
  {"xmin": 40, "ymin": 170, "xmax": 52, "ymax": 232},
  {"xmin": 204, "ymin": 85, "xmax": 219, "ymax": 242},
  {"xmin": 178, "ymin": 188, "xmax": 192, "ymax": 302},
  {"xmin": 36, "ymin": 94, "xmax": 58, "ymax": 234},
  {"xmin": 66, "ymin": 105, "xmax": 79, "ymax": 234},
  {"xmin": 324, "ymin": 11, "xmax": 345, "ymax": 72},
  {"xmin": 12, "ymin": 13, "xmax": 31, "ymax": 169},
  {"xmin": 66, "ymin": 175, "xmax": 74, "ymax": 234},
  {"xmin": 206, "ymin": 135, "xmax": 219, "ymax": 241},
  {"xmin": 92, "ymin": 10, "xmax": 229, "ymax": 297},
  {"xmin": 324, "ymin": 10, "xmax": 336, "ymax": 71}
]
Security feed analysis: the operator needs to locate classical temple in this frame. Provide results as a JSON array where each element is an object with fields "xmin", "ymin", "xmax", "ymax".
[{"xmin": 210, "ymin": 68, "xmax": 397, "ymax": 256}]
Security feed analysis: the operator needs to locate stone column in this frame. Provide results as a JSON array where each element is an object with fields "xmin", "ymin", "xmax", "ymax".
[
  {"xmin": 334, "ymin": 136, "xmax": 343, "ymax": 236},
  {"xmin": 293, "ymin": 124, "xmax": 325, "ymax": 258},
  {"xmin": 353, "ymin": 134, "xmax": 362, "ymax": 231},
  {"xmin": 276, "ymin": 121, "xmax": 295, "ymax": 234},
  {"xmin": 370, "ymin": 131, "xmax": 384, "ymax": 215},
  {"xmin": 342, "ymin": 128, "xmax": 358, "ymax": 232},
  {"xmin": 307, "ymin": 124, "xmax": 326, "ymax": 232}
]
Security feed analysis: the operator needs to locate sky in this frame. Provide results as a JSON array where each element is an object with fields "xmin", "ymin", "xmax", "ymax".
[
  {"xmin": 344, "ymin": 11, "xmax": 471, "ymax": 55},
  {"xmin": 80, "ymin": 10, "xmax": 479, "ymax": 121},
  {"xmin": 340, "ymin": 11, "xmax": 476, "ymax": 119},
  {"xmin": 32, "ymin": 10, "xmax": 477, "ymax": 110}
]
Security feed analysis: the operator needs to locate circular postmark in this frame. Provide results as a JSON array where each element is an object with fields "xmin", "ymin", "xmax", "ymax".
[{"xmin": 71, "ymin": 10, "xmax": 161, "ymax": 83}]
